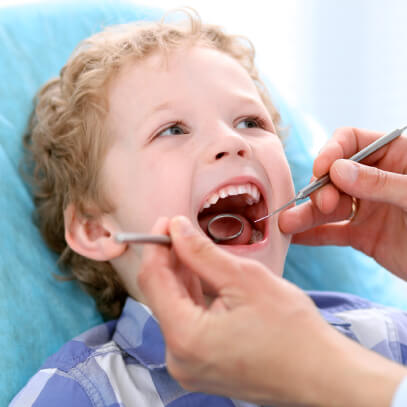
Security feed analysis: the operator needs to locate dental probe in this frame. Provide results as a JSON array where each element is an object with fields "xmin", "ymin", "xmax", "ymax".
[{"xmin": 253, "ymin": 125, "xmax": 407, "ymax": 224}]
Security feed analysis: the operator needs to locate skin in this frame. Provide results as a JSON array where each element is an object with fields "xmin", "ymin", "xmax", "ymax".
[{"xmin": 65, "ymin": 45, "xmax": 294, "ymax": 299}]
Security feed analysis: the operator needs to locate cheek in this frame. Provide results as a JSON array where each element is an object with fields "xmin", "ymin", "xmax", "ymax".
[
  {"xmin": 111, "ymin": 153, "xmax": 193, "ymax": 233},
  {"xmin": 258, "ymin": 141, "xmax": 295, "ymax": 203}
]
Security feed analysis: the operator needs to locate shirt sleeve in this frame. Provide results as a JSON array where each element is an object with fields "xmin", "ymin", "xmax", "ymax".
[
  {"xmin": 391, "ymin": 375, "xmax": 407, "ymax": 407},
  {"xmin": 9, "ymin": 369, "xmax": 93, "ymax": 407}
]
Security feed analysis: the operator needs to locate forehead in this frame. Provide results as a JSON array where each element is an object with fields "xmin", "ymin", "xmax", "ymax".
[{"xmin": 107, "ymin": 46, "xmax": 262, "ymax": 112}]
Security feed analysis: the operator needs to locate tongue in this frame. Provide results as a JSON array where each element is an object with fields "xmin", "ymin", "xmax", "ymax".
[{"xmin": 198, "ymin": 213, "xmax": 252, "ymax": 245}]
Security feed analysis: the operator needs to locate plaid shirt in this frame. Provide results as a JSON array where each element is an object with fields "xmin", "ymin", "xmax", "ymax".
[{"xmin": 10, "ymin": 292, "xmax": 407, "ymax": 407}]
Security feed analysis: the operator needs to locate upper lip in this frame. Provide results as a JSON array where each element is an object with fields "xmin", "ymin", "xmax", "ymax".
[{"xmin": 196, "ymin": 175, "xmax": 269, "ymax": 217}]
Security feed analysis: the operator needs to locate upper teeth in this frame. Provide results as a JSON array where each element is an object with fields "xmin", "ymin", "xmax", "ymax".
[{"xmin": 199, "ymin": 183, "xmax": 261, "ymax": 213}]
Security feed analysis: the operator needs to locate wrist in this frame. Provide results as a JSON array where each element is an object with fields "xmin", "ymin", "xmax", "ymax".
[{"xmin": 310, "ymin": 327, "xmax": 407, "ymax": 407}]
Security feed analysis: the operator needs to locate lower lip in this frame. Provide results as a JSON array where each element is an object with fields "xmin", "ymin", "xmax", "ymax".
[
  {"xmin": 218, "ymin": 235, "xmax": 269, "ymax": 254},
  {"xmin": 218, "ymin": 219, "xmax": 270, "ymax": 253}
]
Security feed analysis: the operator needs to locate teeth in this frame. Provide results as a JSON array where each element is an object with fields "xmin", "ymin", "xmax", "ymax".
[
  {"xmin": 227, "ymin": 186, "xmax": 239, "ymax": 196},
  {"xmin": 251, "ymin": 185, "xmax": 260, "ymax": 202},
  {"xmin": 249, "ymin": 229, "xmax": 264, "ymax": 244},
  {"xmin": 219, "ymin": 190, "xmax": 228, "ymax": 199},
  {"xmin": 199, "ymin": 183, "xmax": 262, "ymax": 213},
  {"xmin": 209, "ymin": 193, "xmax": 219, "ymax": 205},
  {"xmin": 238, "ymin": 185, "xmax": 246, "ymax": 194}
]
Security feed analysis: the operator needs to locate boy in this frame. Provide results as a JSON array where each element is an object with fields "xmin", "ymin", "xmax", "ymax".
[{"xmin": 11, "ymin": 10, "xmax": 407, "ymax": 407}]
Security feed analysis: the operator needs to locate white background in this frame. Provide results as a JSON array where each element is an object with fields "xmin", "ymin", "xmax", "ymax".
[
  {"xmin": 150, "ymin": 0, "xmax": 407, "ymax": 136},
  {"xmin": 2, "ymin": 0, "xmax": 406, "ymax": 135}
]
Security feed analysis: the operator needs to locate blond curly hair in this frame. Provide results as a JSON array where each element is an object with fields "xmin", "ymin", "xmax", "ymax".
[{"xmin": 24, "ymin": 9, "xmax": 280, "ymax": 319}]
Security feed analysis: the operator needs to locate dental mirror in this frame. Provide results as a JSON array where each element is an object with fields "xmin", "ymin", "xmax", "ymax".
[{"xmin": 206, "ymin": 213, "xmax": 244, "ymax": 242}]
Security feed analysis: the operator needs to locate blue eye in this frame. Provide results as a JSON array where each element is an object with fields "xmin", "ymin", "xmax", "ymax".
[
  {"xmin": 157, "ymin": 122, "xmax": 187, "ymax": 138},
  {"xmin": 236, "ymin": 116, "xmax": 265, "ymax": 129}
]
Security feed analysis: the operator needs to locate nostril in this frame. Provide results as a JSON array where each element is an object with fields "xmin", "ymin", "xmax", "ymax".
[{"xmin": 215, "ymin": 150, "xmax": 246, "ymax": 160}]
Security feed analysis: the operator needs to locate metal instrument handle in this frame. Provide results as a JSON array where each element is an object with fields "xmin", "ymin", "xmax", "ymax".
[
  {"xmin": 297, "ymin": 127, "xmax": 405, "ymax": 200},
  {"xmin": 115, "ymin": 233, "xmax": 171, "ymax": 245}
]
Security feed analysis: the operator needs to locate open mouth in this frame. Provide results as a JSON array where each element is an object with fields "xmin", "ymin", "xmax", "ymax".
[{"xmin": 197, "ymin": 183, "xmax": 268, "ymax": 246}]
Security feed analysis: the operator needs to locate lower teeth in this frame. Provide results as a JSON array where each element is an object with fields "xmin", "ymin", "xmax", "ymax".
[{"xmin": 249, "ymin": 229, "xmax": 264, "ymax": 244}]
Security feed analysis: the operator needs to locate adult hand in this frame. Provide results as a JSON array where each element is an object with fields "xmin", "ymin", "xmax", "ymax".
[
  {"xmin": 137, "ymin": 216, "xmax": 406, "ymax": 407},
  {"xmin": 279, "ymin": 127, "xmax": 407, "ymax": 279}
]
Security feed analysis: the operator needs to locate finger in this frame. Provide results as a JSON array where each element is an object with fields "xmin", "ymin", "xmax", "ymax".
[
  {"xmin": 169, "ymin": 216, "xmax": 248, "ymax": 291},
  {"xmin": 291, "ymin": 223, "xmax": 351, "ymax": 246},
  {"xmin": 138, "ymin": 261, "xmax": 205, "ymax": 352},
  {"xmin": 138, "ymin": 257, "xmax": 195, "ymax": 324},
  {"xmin": 310, "ymin": 183, "xmax": 341, "ymax": 214},
  {"xmin": 314, "ymin": 127, "xmax": 384, "ymax": 178},
  {"xmin": 330, "ymin": 159, "xmax": 407, "ymax": 208},
  {"xmin": 279, "ymin": 194, "xmax": 353, "ymax": 235},
  {"xmin": 176, "ymin": 265, "xmax": 207, "ymax": 308},
  {"xmin": 140, "ymin": 217, "xmax": 172, "ymax": 269},
  {"xmin": 306, "ymin": 174, "xmax": 340, "ymax": 214},
  {"xmin": 137, "ymin": 217, "xmax": 195, "ymax": 322}
]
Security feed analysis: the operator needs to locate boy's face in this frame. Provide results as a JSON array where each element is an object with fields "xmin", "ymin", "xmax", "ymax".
[{"xmin": 102, "ymin": 46, "xmax": 294, "ymax": 280}]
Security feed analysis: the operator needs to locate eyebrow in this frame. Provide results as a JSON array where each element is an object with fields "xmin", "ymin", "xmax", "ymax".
[
  {"xmin": 149, "ymin": 95, "xmax": 265, "ymax": 115},
  {"xmin": 234, "ymin": 95, "xmax": 266, "ymax": 110},
  {"xmin": 149, "ymin": 101, "xmax": 174, "ymax": 115}
]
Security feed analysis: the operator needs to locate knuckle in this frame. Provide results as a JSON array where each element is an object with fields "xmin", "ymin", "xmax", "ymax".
[
  {"xmin": 334, "ymin": 126, "xmax": 353, "ymax": 138},
  {"xmin": 335, "ymin": 126, "xmax": 358, "ymax": 154},
  {"xmin": 368, "ymin": 167, "xmax": 389, "ymax": 190},
  {"xmin": 333, "ymin": 126, "xmax": 354, "ymax": 146}
]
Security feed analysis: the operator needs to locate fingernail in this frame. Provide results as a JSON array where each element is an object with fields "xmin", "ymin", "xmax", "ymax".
[
  {"xmin": 333, "ymin": 159, "xmax": 359, "ymax": 184},
  {"xmin": 172, "ymin": 216, "xmax": 195, "ymax": 237}
]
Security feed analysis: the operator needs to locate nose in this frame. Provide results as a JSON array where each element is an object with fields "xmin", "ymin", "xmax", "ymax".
[{"xmin": 205, "ymin": 124, "xmax": 252, "ymax": 163}]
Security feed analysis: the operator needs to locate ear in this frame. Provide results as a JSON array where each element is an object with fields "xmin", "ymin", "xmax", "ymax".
[{"xmin": 64, "ymin": 204, "xmax": 126, "ymax": 261}]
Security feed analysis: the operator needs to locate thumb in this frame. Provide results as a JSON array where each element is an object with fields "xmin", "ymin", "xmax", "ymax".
[
  {"xmin": 330, "ymin": 159, "xmax": 407, "ymax": 208},
  {"xmin": 169, "ymin": 216, "xmax": 244, "ymax": 291}
]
